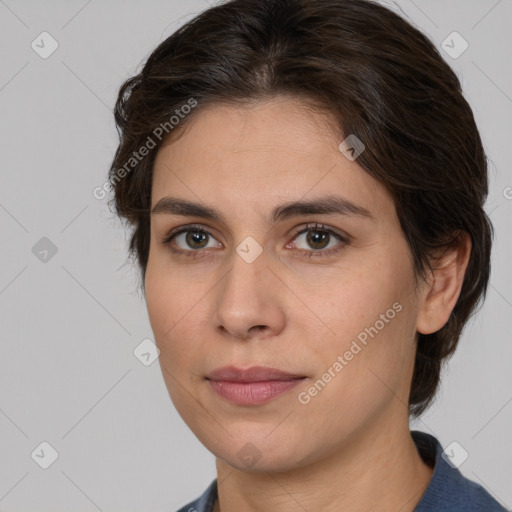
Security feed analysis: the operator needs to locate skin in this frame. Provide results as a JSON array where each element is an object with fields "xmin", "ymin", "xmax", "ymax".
[{"xmin": 145, "ymin": 96, "xmax": 471, "ymax": 512}]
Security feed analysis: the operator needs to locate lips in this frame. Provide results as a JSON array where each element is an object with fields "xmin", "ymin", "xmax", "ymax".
[
  {"xmin": 206, "ymin": 366, "xmax": 306, "ymax": 405},
  {"xmin": 206, "ymin": 365, "xmax": 305, "ymax": 382}
]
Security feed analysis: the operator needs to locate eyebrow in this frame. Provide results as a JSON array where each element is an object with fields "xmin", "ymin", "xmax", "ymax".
[{"xmin": 151, "ymin": 195, "xmax": 373, "ymax": 224}]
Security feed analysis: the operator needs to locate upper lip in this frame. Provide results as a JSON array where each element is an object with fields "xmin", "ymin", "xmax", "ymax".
[{"xmin": 206, "ymin": 366, "xmax": 305, "ymax": 382}]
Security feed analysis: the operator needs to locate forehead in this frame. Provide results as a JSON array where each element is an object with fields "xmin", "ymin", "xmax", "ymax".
[
  {"xmin": 156, "ymin": 96, "xmax": 339, "ymax": 162},
  {"xmin": 151, "ymin": 97, "xmax": 395, "ymax": 225}
]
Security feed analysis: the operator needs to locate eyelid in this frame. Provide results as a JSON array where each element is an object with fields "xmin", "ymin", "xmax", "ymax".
[
  {"xmin": 161, "ymin": 223, "xmax": 219, "ymax": 243},
  {"xmin": 289, "ymin": 223, "xmax": 349, "ymax": 244}
]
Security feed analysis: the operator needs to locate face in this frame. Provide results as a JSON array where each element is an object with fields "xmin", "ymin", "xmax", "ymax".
[{"xmin": 145, "ymin": 96, "xmax": 426, "ymax": 472}]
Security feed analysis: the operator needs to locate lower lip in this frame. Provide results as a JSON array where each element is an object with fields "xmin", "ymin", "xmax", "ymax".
[{"xmin": 208, "ymin": 378, "xmax": 305, "ymax": 405}]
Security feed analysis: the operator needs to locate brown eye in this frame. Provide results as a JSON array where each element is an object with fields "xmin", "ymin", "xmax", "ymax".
[
  {"xmin": 162, "ymin": 224, "xmax": 222, "ymax": 257},
  {"xmin": 184, "ymin": 230, "xmax": 209, "ymax": 249},
  {"xmin": 305, "ymin": 229, "xmax": 331, "ymax": 250},
  {"xmin": 291, "ymin": 224, "xmax": 348, "ymax": 257}
]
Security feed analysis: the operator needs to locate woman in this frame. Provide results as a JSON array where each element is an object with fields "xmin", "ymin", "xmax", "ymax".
[{"xmin": 108, "ymin": 0, "xmax": 507, "ymax": 510}]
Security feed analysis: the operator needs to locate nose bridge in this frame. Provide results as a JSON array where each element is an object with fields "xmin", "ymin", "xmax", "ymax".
[
  {"xmin": 214, "ymin": 240, "xmax": 284, "ymax": 338},
  {"xmin": 221, "ymin": 241, "xmax": 268, "ymax": 311}
]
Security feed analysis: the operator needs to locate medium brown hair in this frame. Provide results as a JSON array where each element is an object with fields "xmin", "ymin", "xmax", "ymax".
[{"xmin": 108, "ymin": 0, "xmax": 493, "ymax": 416}]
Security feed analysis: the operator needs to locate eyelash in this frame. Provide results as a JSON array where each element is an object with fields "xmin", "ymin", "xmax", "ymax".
[{"xmin": 161, "ymin": 223, "xmax": 350, "ymax": 260}]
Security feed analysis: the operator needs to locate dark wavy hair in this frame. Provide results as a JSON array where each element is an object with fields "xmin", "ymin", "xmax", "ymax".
[{"xmin": 108, "ymin": 0, "xmax": 493, "ymax": 417}]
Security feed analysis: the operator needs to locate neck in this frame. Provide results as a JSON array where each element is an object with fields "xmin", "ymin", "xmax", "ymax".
[{"xmin": 213, "ymin": 409, "xmax": 433, "ymax": 512}]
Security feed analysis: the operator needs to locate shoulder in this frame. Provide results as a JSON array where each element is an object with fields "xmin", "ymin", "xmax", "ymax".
[
  {"xmin": 175, "ymin": 479, "xmax": 218, "ymax": 512},
  {"xmin": 412, "ymin": 431, "xmax": 509, "ymax": 512},
  {"xmin": 463, "ymin": 478, "xmax": 510, "ymax": 511}
]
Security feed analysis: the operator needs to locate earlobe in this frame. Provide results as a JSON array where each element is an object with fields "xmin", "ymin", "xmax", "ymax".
[{"xmin": 416, "ymin": 232, "xmax": 472, "ymax": 335}]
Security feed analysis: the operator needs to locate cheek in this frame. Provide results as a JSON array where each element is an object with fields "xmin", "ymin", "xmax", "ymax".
[
  {"xmin": 311, "ymin": 264, "xmax": 399, "ymax": 342},
  {"xmin": 310, "ymin": 259, "xmax": 417, "ymax": 401},
  {"xmin": 145, "ymin": 271, "xmax": 206, "ymax": 416},
  {"xmin": 297, "ymin": 307, "xmax": 415, "ymax": 445},
  {"xmin": 145, "ymin": 262, "xmax": 184, "ymax": 362},
  {"xmin": 145, "ymin": 264, "xmax": 208, "ymax": 372},
  {"xmin": 144, "ymin": 264, "xmax": 169, "ymax": 340}
]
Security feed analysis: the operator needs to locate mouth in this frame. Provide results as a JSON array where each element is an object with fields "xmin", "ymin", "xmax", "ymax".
[{"xmin": 206, "ymin": 366, "xmax": 307, "ymax": 405}]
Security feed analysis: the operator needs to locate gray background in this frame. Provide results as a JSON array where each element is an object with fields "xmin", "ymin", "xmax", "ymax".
[{"xmin": 0, "ymin": 0, "xmax": 510, "ymax": 510}]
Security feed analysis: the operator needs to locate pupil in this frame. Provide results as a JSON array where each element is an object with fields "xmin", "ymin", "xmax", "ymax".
[
  {"xmin": 308, "ymin": 230, "xmax": 328, "ymax": 249},
  {"xmin": 187, "ymin": 230, "xmax": 207, "ymax": 248}
]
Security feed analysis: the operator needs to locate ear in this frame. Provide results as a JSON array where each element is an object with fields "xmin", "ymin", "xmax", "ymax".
[{"xmin": 416, "ymin": 232, "xmax": 472, "ymax": 335}]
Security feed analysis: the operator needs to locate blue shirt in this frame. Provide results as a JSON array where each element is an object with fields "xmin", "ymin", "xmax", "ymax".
[{"xmin": 176, "ymin": 431, "xmax": 508, "ymax": 511}]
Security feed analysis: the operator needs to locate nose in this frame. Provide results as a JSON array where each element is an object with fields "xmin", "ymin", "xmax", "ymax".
[{"xmin": 213, "ymin": 245, "xmax": 286, "ymax": 341}]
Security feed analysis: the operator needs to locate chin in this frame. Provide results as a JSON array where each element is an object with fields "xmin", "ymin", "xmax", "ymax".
[{"xmin": 199, "ymin": 427, "xmax": 311, "ymax": 473}]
